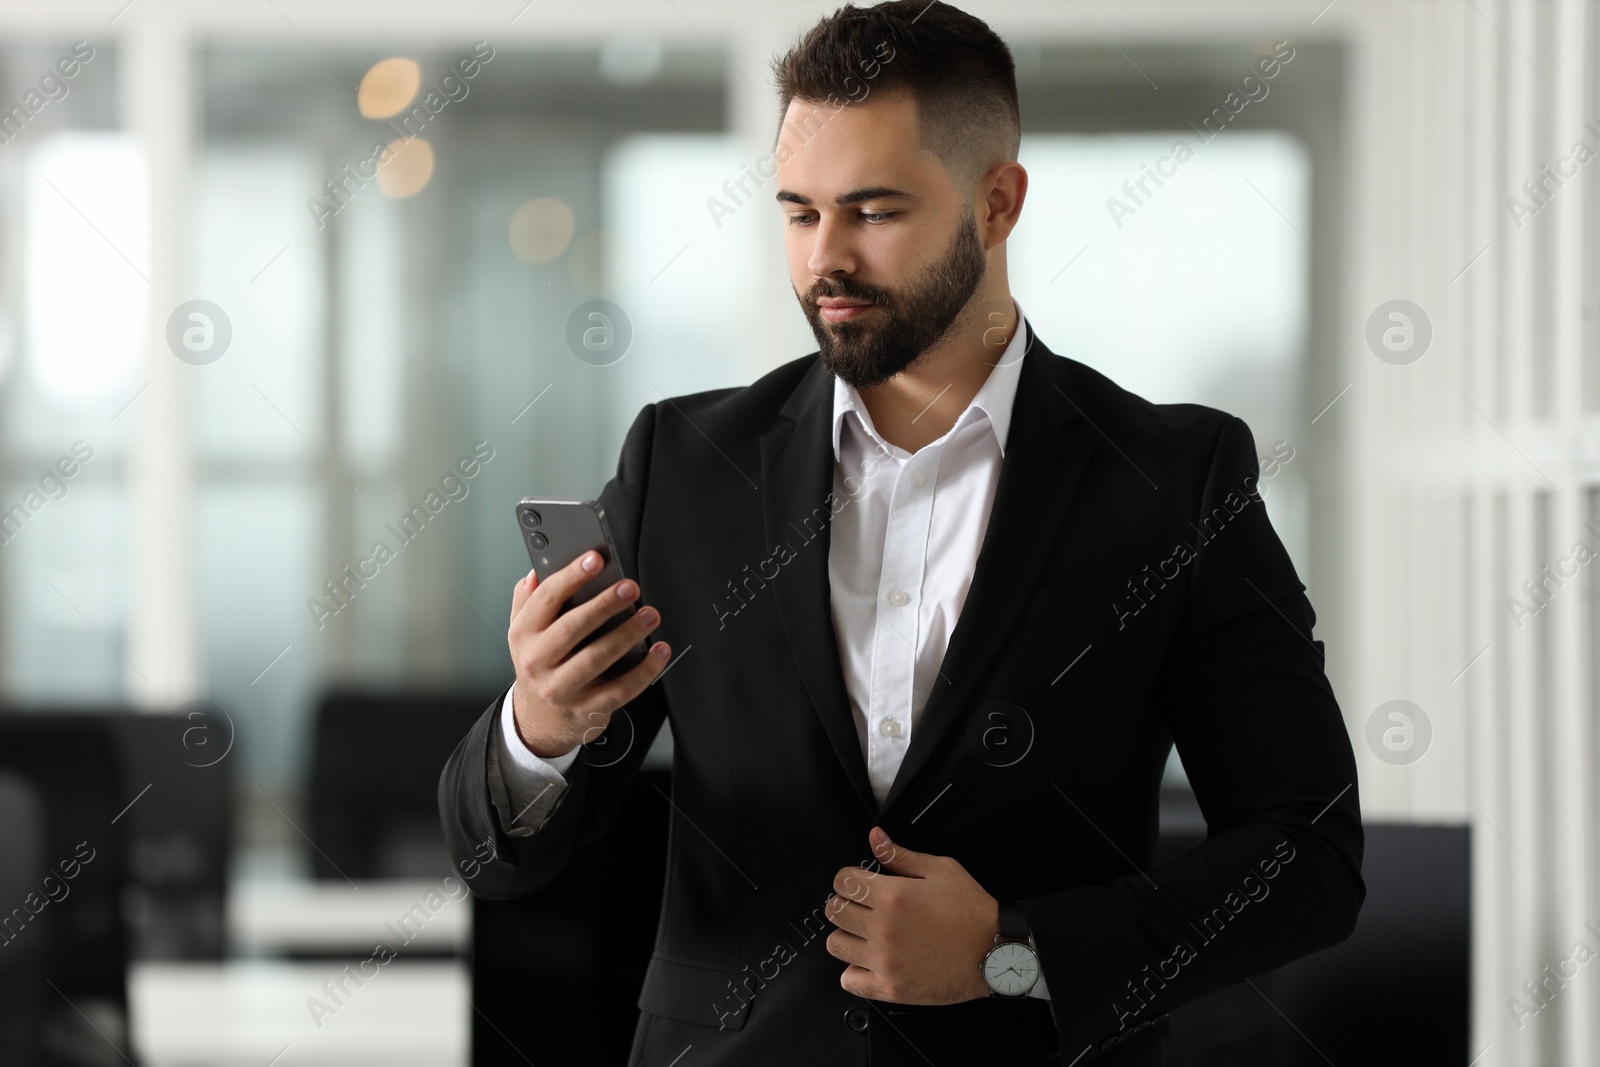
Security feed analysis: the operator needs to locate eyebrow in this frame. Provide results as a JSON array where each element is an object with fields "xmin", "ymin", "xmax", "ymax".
[{"xmin": 774, "ymin": 186, "xmax": 919, "ymax": 207}]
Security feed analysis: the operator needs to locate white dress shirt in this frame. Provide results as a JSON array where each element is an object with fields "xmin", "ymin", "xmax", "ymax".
[{"xmin": 485, "ymin": 298, "xmax": 1049, "ymax": 1000}]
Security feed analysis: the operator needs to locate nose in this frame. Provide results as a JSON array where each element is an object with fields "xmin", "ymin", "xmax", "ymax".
[{"xmin": 805, "ymin": 213, "xmax": 856, "ymax": 280}]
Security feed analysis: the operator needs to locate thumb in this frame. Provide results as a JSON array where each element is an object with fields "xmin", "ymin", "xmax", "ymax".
[
  {"xmin": 511, "ymin": 566, "xmax": 538, "ymax": 623},
  {"xmin": 869, "ymin": 826, "xmax": 934, "ymax": 877}
]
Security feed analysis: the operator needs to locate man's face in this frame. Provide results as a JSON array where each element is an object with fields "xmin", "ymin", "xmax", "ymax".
[{"xmin": 775, "ymin": 91, "xmax": 988, "ymax": 390}]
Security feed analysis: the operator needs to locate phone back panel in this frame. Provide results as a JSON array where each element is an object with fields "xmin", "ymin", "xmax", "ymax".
[{"xmin": 515, "ymin": 498, "xmax": 647, "ymax": 679}]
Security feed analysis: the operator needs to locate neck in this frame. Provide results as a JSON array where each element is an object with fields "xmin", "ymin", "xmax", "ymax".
[{"xmin": 857, "ymin": 287, "xmax": 1017, "ymax": 454}]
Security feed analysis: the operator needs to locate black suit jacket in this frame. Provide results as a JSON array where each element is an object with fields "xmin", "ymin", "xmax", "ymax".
[{"xmin": 439, "ymin": 325, "xmax": 1365, "ymax": 1066}]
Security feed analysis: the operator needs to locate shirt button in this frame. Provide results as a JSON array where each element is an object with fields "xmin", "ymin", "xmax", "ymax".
[
  {"xmin": 879, "ymin": 718, "xmax": 901, "ymax": 737},
  {"xmin": 909, "ymin": 469, "xmax": 925, "ymax": 487},
  {"xmin": 888, "ymin": 589, "xmax": 909, "ymax": 607},
  {"xmin": 844, "ymin": 1006, "xmax": 869, "ymax": 1032}
]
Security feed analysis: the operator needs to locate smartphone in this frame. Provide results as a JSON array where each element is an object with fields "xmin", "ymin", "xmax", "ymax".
[{"xmin": 516, "ymin": 497, "xmax": 651, "ymax": 681}]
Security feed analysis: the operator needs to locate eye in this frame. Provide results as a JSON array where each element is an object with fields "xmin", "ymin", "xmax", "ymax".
[{"xmin": 785, "ymin": 210, "xmax": 898, "ymax": 227}]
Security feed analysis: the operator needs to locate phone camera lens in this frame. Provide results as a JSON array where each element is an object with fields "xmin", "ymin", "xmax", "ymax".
[
  {"xmin": 520, "ymin": 509, "xmax": 542, "ymax": 531},
  {"xmin": 530, "ymin": 532, "xmax": 548, "ymax": 551}
]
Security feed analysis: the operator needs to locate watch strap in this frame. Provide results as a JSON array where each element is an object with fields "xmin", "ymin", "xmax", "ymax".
[{"xmin": 997, "ymin": 900, "xmax": 1030, "ymax": 942}]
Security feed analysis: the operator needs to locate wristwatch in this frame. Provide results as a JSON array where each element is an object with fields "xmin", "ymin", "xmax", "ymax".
[{"xmin": 982, "ymin": 901, "xmax": 1040, "ymax": 997}]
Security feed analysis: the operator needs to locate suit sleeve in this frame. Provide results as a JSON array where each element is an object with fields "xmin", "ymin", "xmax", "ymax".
[
  {"xmin": 437, "ymin": 401, "xmax": 672, "ymax": 899},
  {"xmin": 485, "ymin": 683, "xmax": 581, "ymax": 837},
  {"xmin": 1014, "ymin": 415, "xmax": 1365, "ymax": 1061}
]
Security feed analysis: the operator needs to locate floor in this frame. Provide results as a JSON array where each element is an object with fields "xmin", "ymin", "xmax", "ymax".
[{"xmin": 129, "ymin": 879, "xmax": 472, "ymax": 1066}]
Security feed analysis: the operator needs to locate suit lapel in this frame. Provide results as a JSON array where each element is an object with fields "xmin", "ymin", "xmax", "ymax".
[
  {"xmin": 759, "ymin": 326, "xmax": 1097, "ymax": 823},
  {"xmin": 878, "ymin": 329, "xmax": 1095, "ymax": 817},
  {"xmin": 760, "ymin": 361, "xmax": 880, "ymax": 819}
]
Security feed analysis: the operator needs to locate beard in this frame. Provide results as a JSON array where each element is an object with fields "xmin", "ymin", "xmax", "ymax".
[{"xmin": 798, "ymin": 204, "xmax": 988, "ymax": 391}]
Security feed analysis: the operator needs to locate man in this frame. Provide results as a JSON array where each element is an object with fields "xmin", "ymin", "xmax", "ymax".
[{"xmin": 439, "ymin": 2, "xmax": 1364, "ymax": 1063}]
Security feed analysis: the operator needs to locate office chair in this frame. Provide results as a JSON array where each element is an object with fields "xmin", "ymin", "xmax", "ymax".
[
  {"xmin": 311, "ymin": 687, "xmax": 504, "ymax": 881},
  {"xmin": 1161, "ymin": 818, "xmax": 1470, "ymax": 1066},
  {"xmin": 0, "ymin": 769, "xmax": 47, "ymax": 1063},
  {"xmin": 0, "ymin": 714, "xmax": 136, "ymax": 1067}
]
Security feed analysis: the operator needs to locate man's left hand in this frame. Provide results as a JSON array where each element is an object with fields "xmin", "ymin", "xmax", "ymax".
[{"xmin": 824, "ymin": 826, "xmax": 999, "ymax": 1004}]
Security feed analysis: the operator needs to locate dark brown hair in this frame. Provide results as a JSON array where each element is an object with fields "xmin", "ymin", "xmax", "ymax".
[{"xmin": 770, "ymin": 0, "xmax": 1021, "ymax": 193}]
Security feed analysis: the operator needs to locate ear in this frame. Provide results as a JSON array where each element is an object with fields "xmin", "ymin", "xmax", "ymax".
[{"xmin": 981, "ymin": 160, "xmax": 1028, "ymax": 245}]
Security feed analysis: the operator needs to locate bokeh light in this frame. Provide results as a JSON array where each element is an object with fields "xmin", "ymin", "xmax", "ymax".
[
  {"xmin": 358, "ymin": 57, "xmax": 421, "ymax": 119},
  {"xmin": 376, "ymin": 137, "xmax": 434, "ymax": 198},
  {"xmin": 508, "ymin": 197, "xmax": 575, "ymax": 264}
]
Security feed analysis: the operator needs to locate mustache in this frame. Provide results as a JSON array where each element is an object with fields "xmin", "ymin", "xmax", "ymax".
[{"xmin": 805, "ymin": 281, "xmax": 889, "ymax": 308}]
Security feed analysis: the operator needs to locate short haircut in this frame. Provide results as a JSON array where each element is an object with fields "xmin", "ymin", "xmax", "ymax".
[{"xmin": 770, "ymin": 0, "xmax": 1022, "ymax": 193}]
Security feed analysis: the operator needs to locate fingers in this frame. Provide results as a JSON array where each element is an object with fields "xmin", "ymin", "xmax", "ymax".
[
  {"xmin": 507, "ymin": 568, "xmax": 557, "ymax": 691},
  {"xmin": 508, "ymin": 550, "xmax": 633, "ymax": 669},
  {"xmin": 541, "ymin": 576, "xmax": 642, "ymax": 667},
  {"xmin": 827, "ymin": 928, "xmax": 870, "ymax": 971},
  {"xmin": 832, "ymin": 865, "xmax": 880, "ymax": 906},
  {"xmin": 513, "ymin": 549, "xmax": 604, "ymax": 634},
  {"xmin": 556, "ymin": 602, "xmax": 660, "ymax": 688},
  {"xmin": 510, "ymin": 566, "xmax": 537, "ymax": 624},
  {"xmin": 503, "ymin": 546, "xmax": 673, "ymax": 749},
  {"xmin": 823, "ymin": 893, "xmax": 868, "ymax": 935},
  {"xmin": 573, "ymin": 636, "xmax": 672, "ymax": 719}
]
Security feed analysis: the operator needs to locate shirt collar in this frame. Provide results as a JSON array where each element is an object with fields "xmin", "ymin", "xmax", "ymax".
[{"xmin": 830, "ymin": 297, "xmax": 1029, "ymax": 462}]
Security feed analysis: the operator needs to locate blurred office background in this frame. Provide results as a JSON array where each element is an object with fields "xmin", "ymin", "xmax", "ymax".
[{"xmin": 0, "ymin": 0, "xmax": 1591, "ymax": 1064}]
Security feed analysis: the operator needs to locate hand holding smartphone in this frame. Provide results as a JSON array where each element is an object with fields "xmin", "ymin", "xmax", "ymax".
[{"xmin": 506, "ymin": 498, "xmax": 669, "ymax": 759}]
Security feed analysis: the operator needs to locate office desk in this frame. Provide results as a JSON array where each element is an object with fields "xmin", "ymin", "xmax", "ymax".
[{"xmin": 130, "ymin": 960, "xmax": 468, "ymax": 1067}]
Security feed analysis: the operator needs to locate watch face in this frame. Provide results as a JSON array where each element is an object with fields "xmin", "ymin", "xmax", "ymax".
[{"xmin": 984, "ymin": 941, "xmax": 1039, "ymax": 996}]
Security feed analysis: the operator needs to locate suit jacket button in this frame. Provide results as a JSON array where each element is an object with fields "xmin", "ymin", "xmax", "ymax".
[{"xmin": 844, "ymin": 1006, "xmax": 869, "ymax": 1032}]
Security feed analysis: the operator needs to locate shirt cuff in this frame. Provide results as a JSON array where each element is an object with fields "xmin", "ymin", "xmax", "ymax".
[
  {"xmin": 1023, "ymin": 915, "xmax": 1050, "ymax": 1000},
  {"xmin": 486, "ymin": 684, "xmax": 578, "ymax": 836},
  {"xmin": 1029, "ymin": 967, "xmax": 1051, "ymax": 1000}
]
